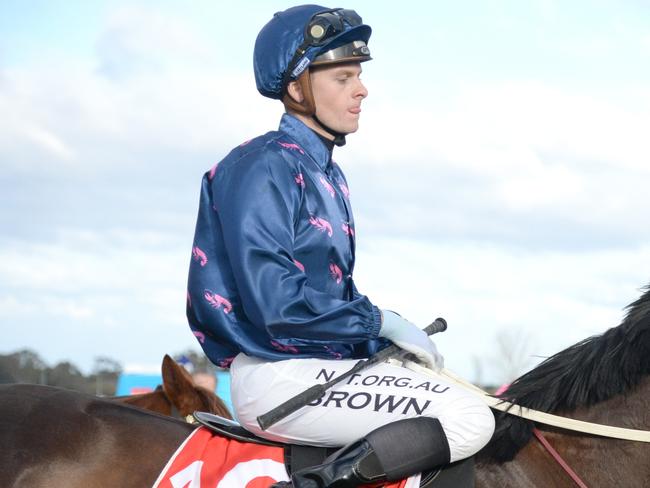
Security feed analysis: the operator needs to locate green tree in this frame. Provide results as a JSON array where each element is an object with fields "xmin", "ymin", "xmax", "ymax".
[{"xmin": 0, "ymin": 349, "xmax": 48, "ymax": 384}]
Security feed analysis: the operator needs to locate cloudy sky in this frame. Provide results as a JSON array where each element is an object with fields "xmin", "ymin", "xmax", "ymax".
[{"xmin": 1, "ymin": 0, "xmax": 649, "ymax": 385}]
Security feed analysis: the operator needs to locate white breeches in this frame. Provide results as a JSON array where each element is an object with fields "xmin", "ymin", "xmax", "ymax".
[{"xmin": 230, "ymin": 354, "xmax": 495, "ymax": 463}]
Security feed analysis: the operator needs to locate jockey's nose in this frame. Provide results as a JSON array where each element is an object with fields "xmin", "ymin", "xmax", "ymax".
[{"xmin": 356, "ymin": 78, "xmax": 368, "ymax": 99}]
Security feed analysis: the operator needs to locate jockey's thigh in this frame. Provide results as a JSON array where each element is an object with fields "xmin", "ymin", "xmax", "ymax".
[{"xmin": 230, "ymin": 354, "xmax": 494, "ymax": 463}]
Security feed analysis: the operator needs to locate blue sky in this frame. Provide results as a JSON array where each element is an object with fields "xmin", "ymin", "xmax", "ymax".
[{"xmin": 1, "ymin": 1, "xmax": 649, "ymax": 384}]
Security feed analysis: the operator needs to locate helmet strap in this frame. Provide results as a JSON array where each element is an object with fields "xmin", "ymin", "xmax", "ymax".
[{"xmin": 312, "ymin": 113, "xmax": 347, "ymax": 147}]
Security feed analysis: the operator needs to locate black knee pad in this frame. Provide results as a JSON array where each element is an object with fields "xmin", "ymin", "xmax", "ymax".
[{"xmin": 364, "ymin": 417, "xmax": 451, "ymax": 481}]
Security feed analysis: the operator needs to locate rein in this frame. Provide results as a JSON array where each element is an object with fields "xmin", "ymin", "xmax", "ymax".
[
  {"xmin": 533, "ymin": 428, "xmax": 589, "ymax": 488},
  {"xmin": 413, "ymin": 365, "xmax": 650, "ymax": 442}
]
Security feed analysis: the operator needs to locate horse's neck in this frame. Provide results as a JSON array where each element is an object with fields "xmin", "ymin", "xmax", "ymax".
[
  {"xmin": 476, "ymin": 376, "xmax": 650, "ymax": 487},
  {"xmin": 120, "ymin": 391, "xmax": 170, "ymax": 413},
  {"xmin": 527, "ymin": 375, "xmax": 650, "ymax": 486},
  {"xmin": 565, "ymin": 375, "xmax": 650, "ymax": 429}
]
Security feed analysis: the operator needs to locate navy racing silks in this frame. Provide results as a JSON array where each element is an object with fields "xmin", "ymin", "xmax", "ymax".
[{"xmin": 187, "ymin": 114, "xmax": 388, "ymax": 368}]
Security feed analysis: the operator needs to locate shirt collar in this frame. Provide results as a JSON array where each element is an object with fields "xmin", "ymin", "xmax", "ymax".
[{"xmin": 279, "ymin": 113, "xmax": 332, "ymax": 171}]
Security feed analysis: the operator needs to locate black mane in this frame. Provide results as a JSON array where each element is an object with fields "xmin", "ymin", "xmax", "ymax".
[{"xmin": 480, "ymin": 284, "xmax": 650, "ymax": 462}]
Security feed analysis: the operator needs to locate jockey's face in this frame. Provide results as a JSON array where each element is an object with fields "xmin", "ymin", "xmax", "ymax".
[{"xmin": 310, "ymin": 62, "xmax": 368, "ymax": 136}]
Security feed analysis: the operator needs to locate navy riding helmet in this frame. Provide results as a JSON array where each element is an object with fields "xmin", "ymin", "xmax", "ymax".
[{"xmin": 254, "ymin": 5, "xmax": 372, "ymax": 100}]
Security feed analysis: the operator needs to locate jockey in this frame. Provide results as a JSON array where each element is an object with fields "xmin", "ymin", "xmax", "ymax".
[{"xmin": 187, "ymin": 5, "xmax": 495, "ymax": 487}]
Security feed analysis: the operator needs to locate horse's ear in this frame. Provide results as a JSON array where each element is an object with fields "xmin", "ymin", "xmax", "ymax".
[
  {"xmin": 161, "ymin": 355, "xmax": 198, "ymax": 415},
  {"xmin": 162, "ymin": 355, "xmax": 195, "ymax": 388}
]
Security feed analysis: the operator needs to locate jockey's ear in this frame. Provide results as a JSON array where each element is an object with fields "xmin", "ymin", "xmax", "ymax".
[{"xmin": 286, "ymin": 80, "xmax": 305, "ymax": 104}]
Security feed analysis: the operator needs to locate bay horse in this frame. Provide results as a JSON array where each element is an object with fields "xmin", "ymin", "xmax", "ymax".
[
  {"xmin": 0, "ymin": 383, "xmax": 195, "ymax": 487},
  {"xmin": 476, "ymin": 285, "xmax": 650, "ymax": 487},
  {"xmin": 1, "ymin": 286, "xmax": 649, "ymax": 487},
  {"xmin": 111, "ymin": 354, "xmax": 232, "ymax": 420}
]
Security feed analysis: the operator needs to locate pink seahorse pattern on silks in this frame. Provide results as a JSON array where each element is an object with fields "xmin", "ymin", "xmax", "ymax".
[
  {"xmin": 204, "ymin": 290, "xmax": 233, "ymax": 314},
  {"xmin": 319, "ymin": 176, "xmax": 335, "ymax": 198},
  {"xmin": 324, "ymin": 346, "xmax": 343, "ymax": 360},
  {"xmin": 186, "ymin": 291, "xmax": 192, "ymax": 308},
  {"xmin": 338, "ymin": 182, "xmax": 350, "ymax": 199},
  {"xmin": 239, "ymin": 139, "xmax": 252, "ymax": 147},
  {"xmin": 193, "ymin": 330, "xmax": 205, "ymax": 344},
  {"xmin": 271, "ymin": 340, "xmax": 300, "ymax": 354},
  {"xmin": 309, "ymin": 216, "xmax": 333, "ymax": 237},
  {"xmin": 208, "ymin": 161, "xmax": 220, "ymax": 181},
  {"xmin": 218, "ymin": 357, "xmax": 235, "ymax": 368},
  {"xmin": 293, "ymin": 259, "xmax": 305, "ymax": 272},
  {"xmin": 192, "ymin": 246, "xmax": 208, "ymax": 266},
  {"xmin": 329, "ymin": 263, "xmax": 343, "ymax": 284},
  {"xmin": 341, "ymin": 222, "xmax": 355, "ymax": 237},
  {"xmin": 294, "ymin": 172, "xmax": 305, "ymax": 188},
  {"xmin": 277, "ymin": 141, "xmax": 305, "ymax": 154}
]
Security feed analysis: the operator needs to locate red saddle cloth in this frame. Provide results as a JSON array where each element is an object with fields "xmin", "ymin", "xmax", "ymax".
[{"xmin": 153, "ymin": 427, "xmax": 419, "ymax": 488}]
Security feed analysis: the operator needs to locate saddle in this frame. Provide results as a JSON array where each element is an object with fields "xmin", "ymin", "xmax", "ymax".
[{"xmin": 193, "ymin": 412, "xmax": 474, "ymax": 488}]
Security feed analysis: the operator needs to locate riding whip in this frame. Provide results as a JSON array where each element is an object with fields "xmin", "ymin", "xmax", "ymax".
[{"xmin": 257, "ymin": 317, "xmax": 447, "ymax": 430}]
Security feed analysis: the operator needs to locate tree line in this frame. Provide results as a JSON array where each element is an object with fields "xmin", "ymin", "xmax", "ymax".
[{"xmin": 0, "ymin": 349, "xmax": 217, "ymax": 396}]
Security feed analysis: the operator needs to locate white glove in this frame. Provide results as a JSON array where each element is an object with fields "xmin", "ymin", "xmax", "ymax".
[{"xmin": 379, "ymin": 310, "xmax": 444, "ymax": 372}]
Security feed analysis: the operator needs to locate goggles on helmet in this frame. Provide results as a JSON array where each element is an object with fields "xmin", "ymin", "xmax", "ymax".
[
  {"xmin": 304, "ymin": 9, "xmax": 362, "ymax": 45},
  {"xmin": 284, "ymin": 8, "xmax": 369, "ymax": 87}
]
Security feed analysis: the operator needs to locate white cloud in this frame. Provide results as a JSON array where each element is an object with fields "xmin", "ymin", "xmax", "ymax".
[
  {"xmin": 353, "ymin": 236, "xmax": 650, "ymax": 384},
  {"xmin": 47, "ymin": 299, "xmax": 95, "ymax": 320},
  {"xmin": 21, "ymin": 123, "xmax": 75, "ymax": 162},
  {"xmin": 337, "ymin": 77, "xmax": 650, "ymax": 251},
  {"xmin": 0, "ymin": 5, "xmax": 281, "ymax": 177},
  {"xmin": 494, "ymin": 154, "xmax": 585, "ymax": 210},
  {"xmin": 0, "ymin": 64, "xmax": 279, "ymax": 174},
  {"xmin": 122, "ymin": 362, "xmax": 163, "ymax": 374},
  {"xmin": 0, "ymin": 228, "xmax": 197, "ymax": 373},
  {"xmin": 0, "ymin": 228, "xmax": 185, "ymax": 291},
  {"xmin": 95, "ymin": 5, "xmax": 213, "ymax": 79},
  {"xmin": 643, "ymin": 34, "xmax": 650, "ymax": 52},
  {"xmin": 353, "ymin": 79, "xmax": 650, "ymax": 174}
]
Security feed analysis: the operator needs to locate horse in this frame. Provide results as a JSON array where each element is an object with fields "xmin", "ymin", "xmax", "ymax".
[
  {"xmin": 0, "ymin": 383, "xmax": 196, "ymax": 487},
  {"xmin": 111, "ymin": 354, "xmax": 232, "ymax": 420},
  {"xmin": 475, "ymin": 285, "xmax": 650, "ymax": 487},
  {"xmin": 1, "ymin": 286, "xmax": 649, "ymax": 487}
]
